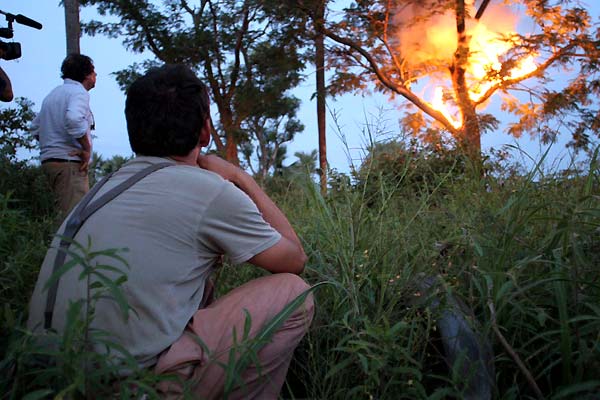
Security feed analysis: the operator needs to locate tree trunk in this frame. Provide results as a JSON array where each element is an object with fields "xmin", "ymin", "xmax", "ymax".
[
  {"xmin": 315, "ymin": 1, "xmax": 327, "ymax": 195},
  {"xmin": 225, "ymin": 133, "xmax": 239, "ymax": 165},
  {"xmin": 220, "ymin": 108, "xmax": 240, "ymax": 165},
  {"xmin": 64, "ymin": 0, "xmax": 81, "ymax": 55},
  {"xmin": 209, "ymin": 118, "xmax": 226, "ymax": 153},
  {"xmin": 211, "ymin": 91, "xmax": 240, "ymax": 165},
  {"xmin": 452, "ymin": 0, "xmax": 481, "ymax": 163}
]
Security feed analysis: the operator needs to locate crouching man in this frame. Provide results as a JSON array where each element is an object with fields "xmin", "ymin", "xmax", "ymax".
[{"xmin": 27, "ymin": 64, "xmax": 314, "ymax": 399}]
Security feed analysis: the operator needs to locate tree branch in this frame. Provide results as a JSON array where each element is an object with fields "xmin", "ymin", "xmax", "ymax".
[
  {"xmin": 210, "ymin": 117, "xmax": 225, "ymax": 152},
  {"xmin": 474, "ymin": 43, "xmax": 577, "ymax": 106},
  {"xmin": 124, "ymin": 0, "xmax": 164, "ymax": 59},
  {"xmin": 208, "ymin": 0, "xmax": 226, "ymax": 92},
  {"xmin": 180, "ymin": 0, "xmax": 194, "ymax": 16},
  {"xmin": 323, "ymin": 27, "xmax": 459, "ymax": 135},
  {"xmin": 381, "ymin": 0, "xmax": 404, "ymax": 79},
  {"xmin": 227, "ymin": 2, "xmax": 250, "ymax": 101}
]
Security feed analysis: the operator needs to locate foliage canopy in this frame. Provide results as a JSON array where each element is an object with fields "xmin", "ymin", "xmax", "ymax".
[
  {"xmin": 319, "ymin": 0, "xmax": 600, "ymax": 160},
  {"xmin": 81, "ymin": 0, "xmax": 307, "ymax": 173}
]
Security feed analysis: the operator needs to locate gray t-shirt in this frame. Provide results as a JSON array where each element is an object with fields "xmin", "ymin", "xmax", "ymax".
[{"xmin": 27, "ymin": 156, "xmax": 281, "ymax": 367}]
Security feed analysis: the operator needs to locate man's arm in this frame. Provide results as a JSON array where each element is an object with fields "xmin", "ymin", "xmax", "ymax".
[
  {"xmin": 65, "ymin": 90, "xmax": 92, "ymax": 172},
  {"xmin": 65, "ymin": 91, "xmax": 91, "ymax": 137},
  {"xmin": 197, "ymin": 154, "xmax": 307, "ymax": 274},
  {"xmin": 0, "ymin": 66, "xmax": 13, "ymax": 102}
]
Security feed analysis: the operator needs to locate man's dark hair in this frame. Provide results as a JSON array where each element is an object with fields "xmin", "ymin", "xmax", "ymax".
[
  {"xmin": 125, "ymin": 64, "xmax": 210, "ymax": 157},
  {"xmin": 61, "ymin": 54, "xmax": 94, "ymax": 83}
]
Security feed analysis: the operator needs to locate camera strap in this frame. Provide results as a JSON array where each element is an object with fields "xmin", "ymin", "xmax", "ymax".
[{"xmin": 43, "ymin": 162, "xmax": 173, "ymax": 330}]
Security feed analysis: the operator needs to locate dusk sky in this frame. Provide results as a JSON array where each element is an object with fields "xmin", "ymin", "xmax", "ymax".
[{"xmin": 2, "ymin": 1, "xmax": 598, "ymax": 173}]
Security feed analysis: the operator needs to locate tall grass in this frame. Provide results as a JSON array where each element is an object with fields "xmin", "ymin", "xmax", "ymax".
[
  {"xmin": 1, "ymin": 147, "xmax": 599, "ymax": 398},
  {"xmin": 267, "ymin": 146, "xmax": 600, "ymax": 399}
]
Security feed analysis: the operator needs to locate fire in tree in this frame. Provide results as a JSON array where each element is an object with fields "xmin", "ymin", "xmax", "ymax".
[{"xmin": 321, "ymin": 0, "xmax": 600, "ymax": 162}]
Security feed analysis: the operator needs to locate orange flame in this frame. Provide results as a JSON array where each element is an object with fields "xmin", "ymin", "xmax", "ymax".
[
  {"xmin": 465, "ymin": 22, "xmax": 537, "ymax": 102},
  {"xmin": 396, "ymin": 2, "xmax": 537, "ymax": 129},
  {"xmin": 432, "ymin": 86, "xmax": 462, "ymax": 129}
]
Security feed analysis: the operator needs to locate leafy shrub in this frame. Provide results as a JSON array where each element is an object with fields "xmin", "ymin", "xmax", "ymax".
[
  {"xmin": 0, "ymin": 239, "xmax": 164, "ymax": 399},
  {"xmin": 274, "ymin": 147, "xmax": 600, "ymax": 399},
  {"xmin": 0, "ymin": 97, "xmax": 36, "ymax": 161},
  {"xmin": 0, "ymin": 193, "xmax": 53, "ymax": 318},
  {"xmin": 353, "ymin": 139, "xmax": 471, "ymax": 207}
]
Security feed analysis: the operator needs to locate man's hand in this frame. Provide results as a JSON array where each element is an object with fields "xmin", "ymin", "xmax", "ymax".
[
  {"xmin": 197, "ymin": 154, "xmax": 243, "ymax": 183},
  {"xmin": 72, "ymin": 134, "xmax": 92, "ymax": 173},
  {"xmin": 69, "ymin": 148, "xmax": 91, "ymax": 173}
]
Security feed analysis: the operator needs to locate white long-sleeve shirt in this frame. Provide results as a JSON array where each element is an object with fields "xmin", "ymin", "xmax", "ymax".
[{"xmin": 31, "ymin": 79, "xmax": 93, "ymax": 162}]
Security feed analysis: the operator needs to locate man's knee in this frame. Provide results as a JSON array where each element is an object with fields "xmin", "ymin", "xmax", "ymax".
[
  {"xmin": 273, "ymin": 273, "xmax": 310, "ymax": 297},
  {"xmin": 275, "ymin": 273, "xmax": 315, "ymax": 323}
]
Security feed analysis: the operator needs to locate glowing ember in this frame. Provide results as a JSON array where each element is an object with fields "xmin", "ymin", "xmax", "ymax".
[
  {"xmin": 466, "ymin": 22, "xmax": 537, "ymax": 102},
  {"xmin": 431, "ymin": 86, "xmax": 462, "ymax": 129}
]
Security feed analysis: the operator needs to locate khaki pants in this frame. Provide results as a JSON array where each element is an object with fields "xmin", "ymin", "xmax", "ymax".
[
  {"xmin": 155, "ymin": 273, "xmax": 315, "ymax": 400},
  {"xmin": 42, "ymin": 162, "xmax": 89, "ymax": 220}
]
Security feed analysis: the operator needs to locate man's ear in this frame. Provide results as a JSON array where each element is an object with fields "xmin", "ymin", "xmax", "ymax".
[{"xmin": 199, "ymin": 117, "xmax": 211, "ymax": 147}]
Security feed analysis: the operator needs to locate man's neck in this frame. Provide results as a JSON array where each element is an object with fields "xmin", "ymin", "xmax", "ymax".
[
  {"xmin": 64, "ymin": 78, "xmax": 91, "ymax": 91},
  {"xmin": 170, "ymin": 147, "xmax": 200, "ymax": 167}
]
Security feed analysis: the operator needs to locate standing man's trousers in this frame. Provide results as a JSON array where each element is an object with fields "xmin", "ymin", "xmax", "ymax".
[{"xmin": 42, "ymin": 161, "xmax": 89, "ymax": 220}]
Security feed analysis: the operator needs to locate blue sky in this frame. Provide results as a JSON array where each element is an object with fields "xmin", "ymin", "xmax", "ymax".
[{"xmin": 1, "ymin": 1, "xmax": 598, "ymax": 173}]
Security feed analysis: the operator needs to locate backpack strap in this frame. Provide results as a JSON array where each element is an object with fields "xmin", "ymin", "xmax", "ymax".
[{"xmin": 43, "ymin": 162, "xmax": 173, "ymax": 329}]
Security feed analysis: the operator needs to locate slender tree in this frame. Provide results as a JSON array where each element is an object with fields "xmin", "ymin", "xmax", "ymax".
[
  {"xmin": 237, "ymin": 33, "xmax": 305, "ymax": 180},
  {"xmin": 275, "ymin": 0, "xmax": 330, "ymax": 191},
  {"xmin": 314, "ymin": 0, "xmax": 328, "ymax": 194}
]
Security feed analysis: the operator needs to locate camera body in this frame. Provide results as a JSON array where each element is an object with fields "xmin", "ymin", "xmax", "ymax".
[
  {"xmin": 0, "ymin": 10, "xmax": 42, "ymax": 61},
  {"xmin": 0, "ymin": 41, "xmax": 21, "ymax": 60}
]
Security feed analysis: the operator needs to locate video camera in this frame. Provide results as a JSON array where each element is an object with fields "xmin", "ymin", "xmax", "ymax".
[{"xmin": 0, "ymin": 10, "xmax": 42, "ymax": 60}]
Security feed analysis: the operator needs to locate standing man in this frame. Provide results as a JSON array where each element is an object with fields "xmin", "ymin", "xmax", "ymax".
[
  {"xmin": 27, "ymin": 64, "xmax": 314, "ymax": 399},
  {"xmin": 31, "ymin": 53, "xmax": 96, "ymax": 219}
]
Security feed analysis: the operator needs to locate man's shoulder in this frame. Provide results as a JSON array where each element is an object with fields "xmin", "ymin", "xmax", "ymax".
[
  {"xmin": 113, "ymin": 159, "xmax": 245, "ymax": 208},
  {"xmin": 165, "ymin": 165, "xmax": 234, "ymax": 195},
  {"xmin": 160, "ymin": 165, "xmax": 254, "ymax": 209},
  {"xmin": 63, "ymin": 80, "xmax": 88, "ymax": 96},
  {"xmin": 43, "ymin": 81, "xmax": 86, "ymax": 101},
  {"xmin": 121, "ymin": 160, "xmax": 229, "ymax": 194}
]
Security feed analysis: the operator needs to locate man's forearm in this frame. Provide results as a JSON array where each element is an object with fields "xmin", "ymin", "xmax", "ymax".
[
  {"xmin": 76, "ymin": 134, "xmax": 91, "ymax": 154},
  {"xmin": 74, "ymin": 134, "xmax": 92, "ymax": 172},
  {"xmin": 233, "ymin": 171, "xmax": 303, "ymax": 249}
]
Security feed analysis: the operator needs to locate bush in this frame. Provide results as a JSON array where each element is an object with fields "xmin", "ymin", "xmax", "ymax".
[
  {"xmin": 0, "ymin": 153, "xmax": 55, "ymax": 219},
  {"xmin": 1, "ymin": 137, "xmax": 599, "ymax": 398},
  {"xmin": 273, "ymin": 147, "xmax": 600, "ymax": 399},
  {"xmin": 353, "ymin": 139, "xmax": 471, "ymax": 207}
]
